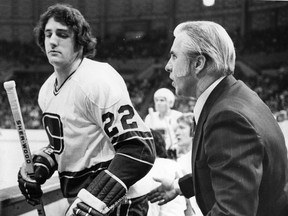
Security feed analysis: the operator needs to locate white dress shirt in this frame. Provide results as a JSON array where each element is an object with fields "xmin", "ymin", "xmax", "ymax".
[{"xmin": 193, "ymin": 76, "xmax": 225, "ymax": 124}]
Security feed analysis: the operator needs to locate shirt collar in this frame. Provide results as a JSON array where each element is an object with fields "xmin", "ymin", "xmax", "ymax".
[{"xmin": 194, "ymin": 76, "xmax": 225, "ymax": 124}]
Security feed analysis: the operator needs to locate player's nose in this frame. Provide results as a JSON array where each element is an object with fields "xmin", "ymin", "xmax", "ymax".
[{"xmin": 49, "ymin": 33, "xmax": 59, "ymax": 46}]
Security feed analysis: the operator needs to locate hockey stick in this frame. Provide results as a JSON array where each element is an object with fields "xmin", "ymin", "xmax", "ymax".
[{"xmin": 3, "ymin": 80, "xmax": 46, "ymax": 216}]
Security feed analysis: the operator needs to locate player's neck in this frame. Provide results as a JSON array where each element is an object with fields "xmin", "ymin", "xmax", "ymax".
[{"xmin": 54, "ymin": 58, "xmax": 82, "ymax": 86}]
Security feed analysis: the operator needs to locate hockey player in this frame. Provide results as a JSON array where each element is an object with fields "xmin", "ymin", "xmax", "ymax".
[{"xmin": 17, "ymin": 3, "xmax": 155, "ymax": 216}]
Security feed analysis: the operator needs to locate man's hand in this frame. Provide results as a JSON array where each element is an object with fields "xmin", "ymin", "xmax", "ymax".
[
  {"xmin": 17, "ymin": 164, "xmax": 43, "ymax": 206},
  {"xmin": 147, "ymin": 176, "xmax": 180, "ymax": 205}
]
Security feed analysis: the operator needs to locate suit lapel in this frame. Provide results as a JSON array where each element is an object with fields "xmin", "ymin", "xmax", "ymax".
[{"xmin": 191, "ymin": 75, "xmax": 237, "ymax": 188}]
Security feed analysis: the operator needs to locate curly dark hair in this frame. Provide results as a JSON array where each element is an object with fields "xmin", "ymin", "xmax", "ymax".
[{"xmin": 34, "ymin": 3, "xmax": 96, "ymax": 58}]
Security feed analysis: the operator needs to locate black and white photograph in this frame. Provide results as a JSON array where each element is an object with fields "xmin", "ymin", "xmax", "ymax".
[{"xmin": 1, "ymin": 0, "xmax": 288, "ymax": 215}]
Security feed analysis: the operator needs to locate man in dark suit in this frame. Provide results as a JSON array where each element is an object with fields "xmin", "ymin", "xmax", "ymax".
[{"xmin": 148, "ymin": 21, "xmax": 288, "ymax": 216}]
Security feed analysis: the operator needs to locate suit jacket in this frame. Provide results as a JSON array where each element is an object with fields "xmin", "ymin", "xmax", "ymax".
[{"xmin": 179, "ymin": 75, "xmax": 288, "ymax": 216}]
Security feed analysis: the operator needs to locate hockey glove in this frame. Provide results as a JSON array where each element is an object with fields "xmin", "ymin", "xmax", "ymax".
[
  {"xmin": 68, "ymin": 170, "xmax": 127, "ymax": 216},
  {"xmin": 18, "ymin": 164, "xmax": 43, "ymax": 206},
  {"xmin": 17, "ymin": 147, "xmax": 57, "ymax": 205},
  {"xmin": 33, "ymin": 147, "xmax": 57, "ymax": 184}
]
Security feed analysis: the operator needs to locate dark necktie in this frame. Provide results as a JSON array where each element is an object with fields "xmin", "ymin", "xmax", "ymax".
[{"xmin": 192, "ymin": 117, "xmax": 196, "ymax": 135}]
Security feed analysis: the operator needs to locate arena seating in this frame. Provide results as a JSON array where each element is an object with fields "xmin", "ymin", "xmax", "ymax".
[{"xmin": 0, "ymin": 26, "xmax": 288, "ymax": 129}]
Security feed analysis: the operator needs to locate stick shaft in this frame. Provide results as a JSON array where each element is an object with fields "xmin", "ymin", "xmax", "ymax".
[{"xmin": 4, "ymin": 81, "xmax": 46, "ymax": 216}]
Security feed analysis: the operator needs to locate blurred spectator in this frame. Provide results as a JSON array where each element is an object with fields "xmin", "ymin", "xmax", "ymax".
[
  {"xmin": 173, "ymin": 113, "xmax": 203, "ymax": 216},
  {"xmin": 144, "ymin": 88, "xmax": 182, "ymax": 150}
]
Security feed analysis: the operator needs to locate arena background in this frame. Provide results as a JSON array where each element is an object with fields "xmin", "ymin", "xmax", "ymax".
[{"xmin": 1, "ymin": 0, "xmax": 288, "ymax": 215}]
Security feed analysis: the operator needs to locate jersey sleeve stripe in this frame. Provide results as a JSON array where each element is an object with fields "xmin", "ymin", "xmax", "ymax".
[
  {"xmin": 111, "ymin": 131, "xmax": 153, "ymax": 145},
  {"xmin": 59, "ymin": 160, "xmax": 111, "ymax": 179},
  {"xmin": 116, "ymin": 153, "xmax": 154, "ymax": 166}
]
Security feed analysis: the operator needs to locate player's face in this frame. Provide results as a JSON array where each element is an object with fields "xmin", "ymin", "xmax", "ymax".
[
  {"xmin": 175, "ymin": 121, "xmax": 192, "ymax": 148},
  {"xmin": 165, "ymin": 33, "xmax": 198, "ymax": 98},
  {"xmin": 44, "ymin": 17, "xmax": 80, "ymax": 68},
  {"xmin": 154, "ymin": 97, "xmax": 169, "ymax": 114}
]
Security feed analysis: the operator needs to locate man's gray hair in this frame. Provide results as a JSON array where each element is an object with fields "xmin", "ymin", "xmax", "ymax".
[{"xmin": 174, "ymin": 21, "xmax": 236, "ymax": 76}]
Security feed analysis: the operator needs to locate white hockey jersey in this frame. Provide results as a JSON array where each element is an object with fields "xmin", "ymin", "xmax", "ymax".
[{"xmin": 38, "ymin": 58, "xmax": 155, "ymax": 197}]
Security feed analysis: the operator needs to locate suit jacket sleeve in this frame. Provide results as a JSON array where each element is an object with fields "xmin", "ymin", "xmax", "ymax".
[
  {"xmin": 178, "ymin": 174, "xmax": 194, "ymax": 198},
  {"xmin": 205, "ymin": 110, "xmax": 264, "ymax": 216}
]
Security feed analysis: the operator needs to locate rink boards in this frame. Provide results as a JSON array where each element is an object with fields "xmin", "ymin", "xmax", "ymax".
[{"xmin": 0, "ymin": 129, "xmax": 66, "ymax": 216}]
